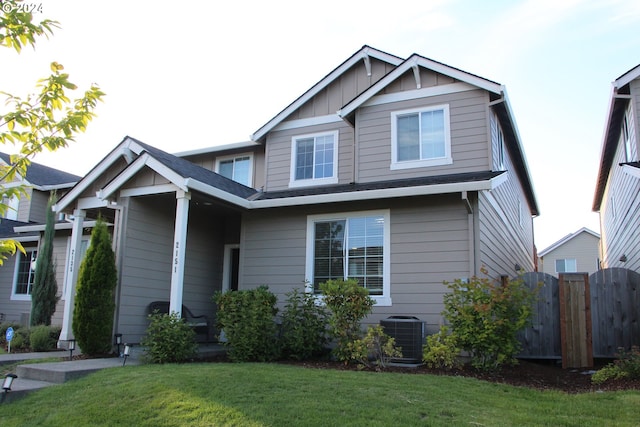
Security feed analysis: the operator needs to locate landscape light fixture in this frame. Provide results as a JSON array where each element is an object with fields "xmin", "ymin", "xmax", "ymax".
[
  {"xmin": 1, "ymin": 373, "xmax": 17, "ymax": 403},
  {"xmin": 122, "ymin": 344, "xmax": 131, "ymax": 367},
  {"xmin": 114, "ymin": 333, "xmax": 122, "ymax": 356},
  {"xmin": 68, "ymin": 339, "xmax": 76, "ymax": 361}
]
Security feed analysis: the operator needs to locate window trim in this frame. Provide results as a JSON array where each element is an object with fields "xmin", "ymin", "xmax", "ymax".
[
  {"xmin": 11, "ymin": 248, "xmax": 37, "ymax": 301},
  {"xmin": 289, "ymin": 130, "xmax": 339, "ymax": 188},
  {"xmin": 390, "ymin": 104, "xmax": 452, "ymax": 170},
  {"xmin": 555, "ymin": 258, "xmax": 577, "ymax": 274},
  {"xmin": 215, "ymin": 153, "xmax": 254, "ymax": 187},
  {"xmin": 305, "ymin": 209, "xmax": 391, "ymax": 306}
]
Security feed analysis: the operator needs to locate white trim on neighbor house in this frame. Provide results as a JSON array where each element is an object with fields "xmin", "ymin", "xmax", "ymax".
[
  {"xmin": 251, "ymin": 46, "xmax": 403, "ymax": 141},
  {"xmin": 614, "ymin": 63, "xmax": 640, "ymax": 90},
  {"xmin": 390, "ymin": 104, "xmax": 452, "ymax": 170},
  {"xmin": 622, "ymin": 163, "xmax": 640, "ymax": 179},
  {"xmin": 289, "ymin": 130, "xmax": 340, "ymax": 188},
  {"xmin": 538, "ymin": 227, "xmax": 601, "ymax": 257},
  {"xmin": 305, "ymin": 209, "xmax": 391, "ymax": 307}
]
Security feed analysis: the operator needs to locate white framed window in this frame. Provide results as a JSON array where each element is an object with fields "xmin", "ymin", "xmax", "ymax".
[
  {"xmin": 391, "ymin": 104, "xmax": 452, "ymax": 170},
  {"xmin": 555, "ymin": 258, "xmax": 577, "ymax": 273},
  {"xmin": 306, "ymin": 210, "xmax": 391, "ymax": 306},
  {"xmin": 216, "ymin": 154, "xmax": 253, "ymax": 187},
  {"xmin": 2, "ymin": 195, "xmax": 19, "ymax": 220},
  {"xmin": 11, "ymin": 248, "xmax": 37, "ymax": 300},
  {"xmin": 623, "ymin": 112, "xmax": 634, "ymax": 162},
  {"xmin": 289, "ymin": 131, "xmax": 339, "ymax": 188}
]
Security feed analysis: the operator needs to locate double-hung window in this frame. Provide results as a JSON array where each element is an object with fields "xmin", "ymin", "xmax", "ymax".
[
  {"xmin": 306, "ymin": 210, "xmax": 391, "ymax": 306},
  {"xmin": 555, "ymin": 258, "xmax": 577, "ymax": 273},
  {"xmin": 12, "ymin": 248, "xmax": 37, "ymax": 300},
  {"xmin": 391, "ymin": 104, "xmax": 452, "ymax": 169},
  {"xmin": 290, "ymin": 131, "xmax": 338, "ymax": 187},
  {"xmin": 216, "ymin": 155, "xmax": 252, "ymax": 187}
]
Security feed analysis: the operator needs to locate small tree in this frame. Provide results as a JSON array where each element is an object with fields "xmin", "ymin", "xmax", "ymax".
[
  {"xmin": 30, "ymin": 192, "xmax": 58, "ymax": 326},
  {"xmin": 73, "ymin": 218, "xmax": 117, "ymax": 355}
]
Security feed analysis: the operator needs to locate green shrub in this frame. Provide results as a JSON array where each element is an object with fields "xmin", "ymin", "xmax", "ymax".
[
  {"xmin": 442, "ymin": 270, "xmax": 537, "ymax": 370},
  {"xmin": 422, "ymin": 326, "xmax": 461, "ymax": 370},
  {"xmin": 346, "ymin": 325, "xmax": 402, "ymax": 370},
  {"xmin": 214, "ymin": 286, "xmax": 279, "ymax": 362},
  {"xmin": 279, "ymin": 288, "xmax": 329, "ymax": 360},
  {"xmin": 141, "ymin": 312, "xmax": 197, "ymax": 364},
  {"xmin": 11, "ymin": 327, "xmax": 30, "ymax": 350},
  {"xmin": 30, "ymin": 325, "xmax": 56, "ymax": 351},
  {"xmin": 319, "ymin": 278, "xmax": 375, "ymax": 363},
  {"xmin": 592, "ymin": 346, "xmax": 640, "ymax": 385}
]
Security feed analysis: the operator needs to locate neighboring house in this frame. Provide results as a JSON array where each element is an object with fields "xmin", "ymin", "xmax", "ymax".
[
  {"xmin": 0, "ymin": 153, "xmax": 82, "ymax": 325},
  {"xmin": 537, "ymin": 227, "xmax": 600, "ymax": 276},
  {"xmin": 593, "ymin": 64, "xmax": 640, "ymax": 271},
  {"xmin": 54, "ymin": 45, "xmax": 538, "ymax": 344}
]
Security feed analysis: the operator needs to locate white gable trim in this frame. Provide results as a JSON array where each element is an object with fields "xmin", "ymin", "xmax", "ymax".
[
  {"xmin": 538, "ymin": 227, "xmax": 601, "ymax": 257},
  {"xmin": 251, "ymin": 46, "xmax": 403, "ymax": 142},
  {"xmin": 272, "ymin": 114, "xmax": 343, "ymax": 133},
  {"xmin": 623, "ymin": 163, "xmax": 640, "ymax": 179},
  {"xmin": 359, "ymin": 82, "xmax": 477, "ymax": 110},
  {"xmin": 615, "ymin": 64, "xmax": 640, "ymax": 89},
  {"xmin": 339, "ymin": 55, "xmax": 503, "ymax": 118}
]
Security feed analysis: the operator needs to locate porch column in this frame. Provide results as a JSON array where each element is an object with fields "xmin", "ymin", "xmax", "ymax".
[
  {"xmin": 58, "ymin": 209, "xmax": 85, "ymax": 343},
  {"xmin": 169, "ymin": 191, "xmax": 190, "ymax": 316}
]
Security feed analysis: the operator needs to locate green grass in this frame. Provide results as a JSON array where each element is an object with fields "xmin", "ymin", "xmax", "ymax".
[{"xmin": 0, "ymin": 363, "xmax": 638, "ymax": 426}]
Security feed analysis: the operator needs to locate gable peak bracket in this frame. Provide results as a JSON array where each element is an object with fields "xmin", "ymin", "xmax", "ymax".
[
  {"xmin": 362, "ymin": 53, "xmax": 372, "ymax": 77},
  {"xmin": 411, "ymin": 63, "xmax": 421, "ymax": 89}
]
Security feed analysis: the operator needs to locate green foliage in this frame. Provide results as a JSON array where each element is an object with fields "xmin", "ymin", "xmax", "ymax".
[
  {"xmin": 0, "ymin": 1, "xmax": 104, "ymax": 264},
  {"xmin": 30, "ymin": 192, "xmax": 59, "ymax": 326},
  {"xmin": 442, "ymin": 271, "xmax": 537, "ymax": 370},
  {"xmin": 346, "ymin": 325, "xmax": 402, "ymax": 370},
  {"xmin": 214, "ymin": 286, "xmax": 280, "ymax": 362},
  {"xmin": 423, "ymin": 326, "xmax": 461, "ymax": 370},
  {"xmin": 29, "ymin": 325, "xmax": 56, "ymax": 351},
  {"xmin": 319, "ymin": 278, "xmax": 375, "ymax": 362},
  {"xmin": 279, "ymin": 288, "xmax": 329, "ymax": 360},
  {"xmin": 592, "ymin": 346, "xmax": 640, "ymax": 385},
  {"xmin": 141, "ymin": 312, "xmax": 197, "ymax": 364},
  {"xmin": 73, "ymin": 219, "xmax": 117, "ymax": 355},
  {"xmin": 10, "ymin": 327, "xmax": 29, "ymax": 350}
]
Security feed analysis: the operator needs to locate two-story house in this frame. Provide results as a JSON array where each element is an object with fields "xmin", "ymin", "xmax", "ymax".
[
  {"xmin": 54, "ymin": 46, "xmax": 538, "ymax": 344},
  {"xmin": 593, "ymin": 63, "xmax": 640, "ymax": 271},
  {"xmin": 0, "ymin": 153, "xmax": 82, "ymax": 325},
  {"xmin": 537, "ymin": 227, "xmax": 600, "ymax": 276}
]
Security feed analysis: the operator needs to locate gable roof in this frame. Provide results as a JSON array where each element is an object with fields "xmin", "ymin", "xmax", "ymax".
[
  {"xmin": 593, "ymin": 63, "xmax": 640, "ymax": 211},
  {"xmin": 0, "ymin": 218, "xmax": 39, "ymax": 240},
  {"xmin": 0, "ymin": 152, "xmax": 80, "ymax": 190},
  {"xmin": 250, "ymin": 45, "xmax": 403, "ymax": 142},
  {"xmin": 538, "ymin": 227, "xmax": 600, "ymax": 257}
]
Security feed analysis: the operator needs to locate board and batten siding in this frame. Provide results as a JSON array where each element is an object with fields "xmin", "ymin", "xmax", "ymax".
[
  {"xmin": 264, "ymin": 122, "xmax": 354, "ymax": 191},
  {"xmin": 240, "ymin": 196, "xmax": 471, "ymax": 335},
  {"xmin": 356, "ymin": 89, "xmax": 491, "ymax": 183},
  {"xmin": 599, "ymin": 102, "xmax": 640, "ymax": 271}
]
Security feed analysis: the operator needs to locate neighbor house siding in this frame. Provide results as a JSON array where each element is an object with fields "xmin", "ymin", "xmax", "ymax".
[
  {"xmin": 27, "ymin": 191, "xmax": 49, "ymax": 224},
  {"xmin": 356, "ymin": 89, "xmax": 491, "ymax": 182},
  {"xmin": 16, "ymin": 187, "xmax": 33, "ymax": 222},
  {"xmin": 539, "ymin": 233, "xmax": 600, "ymax": 275},
  {"xmin": 599, "ymin": 106, "xmax": 640, "ymax": 271}
]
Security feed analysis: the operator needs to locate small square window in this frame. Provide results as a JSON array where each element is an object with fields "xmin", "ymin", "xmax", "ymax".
[
  {"xmin": 290, "ymin": 131, "xmax": 339, "ymax": 188},
  {"xmin": 555, "ymin": 258, "xmax": 577, "ymax": 273},
  {"xmin": 12, "ymin": 249, "xmax": 37, "ymax": 300},
  {"xmin": 216, "ymin": 155, "xmax": 252, "ymax": 187}
]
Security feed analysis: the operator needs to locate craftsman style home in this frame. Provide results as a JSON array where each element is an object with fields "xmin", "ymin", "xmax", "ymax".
[
  {"xmin": 0, "ymin": 153, "xmax": 83, "ymax": 325},
  {"xmin": 53, "ymin": 46, "xmax": 538, "ymax": 344},
  {"xmin": 593, "ymin": 63, "xmax": 640, "ymax": 271}
]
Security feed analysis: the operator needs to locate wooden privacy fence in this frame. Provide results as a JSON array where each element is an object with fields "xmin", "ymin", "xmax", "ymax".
[{"xmin": 517, "ymin": 268, "xmax": 640, "ymax": 365}]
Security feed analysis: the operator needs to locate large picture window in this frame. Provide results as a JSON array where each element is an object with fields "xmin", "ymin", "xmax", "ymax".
[
  {"xmin": 290, "ymin": 131, "xmax": 339, "ymax": 187},
  {"xmin": 306, "ymin": 210, "xmax": 391, "ymax": 306},
  {"xmin": 391, "ymin": 104, "xmax": 452, "ymax": 169},
  {"xmin": 12, "ymin": 248, "xmax": 37, "ymax": 300}
]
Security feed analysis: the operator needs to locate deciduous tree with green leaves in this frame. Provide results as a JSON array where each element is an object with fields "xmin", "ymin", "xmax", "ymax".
[
  {"xmin": 30, "ymin": 191, "xmax": 58, "ymax": 326},
  {"xmin": 0, "ymin": 0, "xmax": 104, "ymax": 263}
]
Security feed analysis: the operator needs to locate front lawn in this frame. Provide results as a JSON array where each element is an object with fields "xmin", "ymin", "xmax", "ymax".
[{"xmin": 0, "ymin": 363, "xmax": 638, "ymax": 426}]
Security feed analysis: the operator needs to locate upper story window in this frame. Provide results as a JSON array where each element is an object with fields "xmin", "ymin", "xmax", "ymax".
[
  {"xmin": 289, "ymin": 131, "xmax": 339, "ymax": 188},
  {"xmin": 2, "ymin": 195, "xmax": 19, "ymax": 220},
  {"xmin": 555, "ymin": 258, "xmax": 577, "ymax": 273},
  {"xmin": 391, "ymin": 104, "xmax": 452, "ymax": 170},
  {"xmin": 12, "ymin": 248, "xmax": 37, "ymax": 300},
  {"xmin": 622, "ymin": 111, "xmax": 635, "ymax": 162},
  {"xmin": 306, "ymin": 210, "xmax": 391, "ymax": 306},
  {"xmin": 216, "ymin": 155, "xmax": 253, "ymax": 187}
]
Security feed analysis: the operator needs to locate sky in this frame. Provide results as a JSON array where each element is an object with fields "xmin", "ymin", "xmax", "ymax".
[{"xmin": 2, "ymin": 0, "xmax": 639, "ymax": 250}]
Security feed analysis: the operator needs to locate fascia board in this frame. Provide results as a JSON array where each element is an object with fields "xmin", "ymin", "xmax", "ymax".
[
  {"xmin": 615, "ymin": 64, "xmax": 640, "ymax": 89},
  {"xmin": 184, "ymin": 178, "xmax": 252, "ymax": 209},
  {"xmin": 251, "ymin": 47, "xmax": 404, "ymax": 142},
  {"xmin": 97, "ymin": 154, "xmax": 150, "ymax": 200},
  {"xmin": 623, "ymin": 163, "xmax": 640, "ymax": 179},
  {"xmin": 14, "ymin": 220, "xmax": 100, "ymax": 233},
  {"xmin": 249, "ymin": 177, "xmax": 500, "ymax": 209}
]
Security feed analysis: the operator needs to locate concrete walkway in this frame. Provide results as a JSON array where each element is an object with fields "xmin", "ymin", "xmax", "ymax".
[{"xmin": 0, "ymin": 344, "xmax": 225, "ymax": 403}]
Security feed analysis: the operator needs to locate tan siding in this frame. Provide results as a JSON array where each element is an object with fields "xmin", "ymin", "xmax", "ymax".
[
  {"xmin": 539, "ymin": 233, "xmax": 600, "ymax": 275},
  {"xmin": 356, "ymin": 89, "xmax": 491, "ymax": 182},
  {"xmin": 16, "ymin": 187, "xmax": 33, "ymax": 222},
  {"xmin": 0, "ymin": 251, "xmax": 31, "ymax": 324}
]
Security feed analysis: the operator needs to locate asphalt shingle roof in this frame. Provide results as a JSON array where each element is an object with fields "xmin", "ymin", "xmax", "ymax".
[{"xmin": 0, "ymin": 152, "xmax": 80, "ymax": 187}]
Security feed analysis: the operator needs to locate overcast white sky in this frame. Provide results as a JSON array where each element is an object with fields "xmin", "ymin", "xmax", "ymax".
[{"xmin": 2, "ymin": 0, "xmax": 639, "ymax": 250}]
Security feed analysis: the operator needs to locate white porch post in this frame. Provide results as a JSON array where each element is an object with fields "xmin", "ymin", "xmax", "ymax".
[
  {"xmin": 59, "ymin": 209, "xmax": 85, "ymax": 343},
  {"xmin": 169, "ymin": 191, "xmax": 190, "ymax": 316}
]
